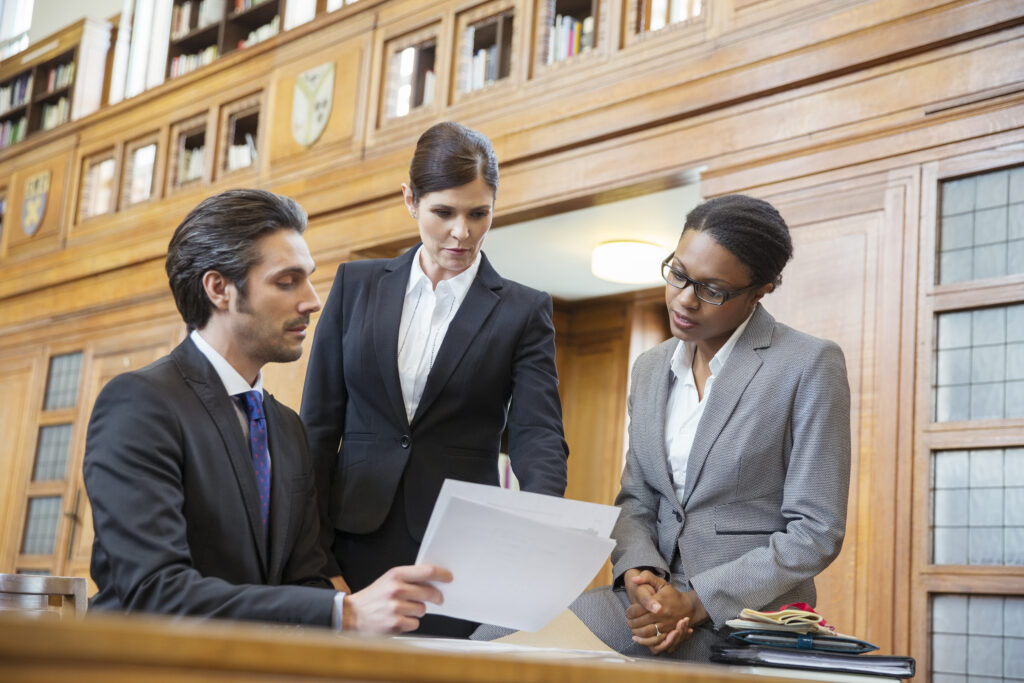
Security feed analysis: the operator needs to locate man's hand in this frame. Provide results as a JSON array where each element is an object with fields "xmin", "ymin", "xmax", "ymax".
[
  {"xmin": 329, "ymin": 575, "xmax": 351, "ymax": 594},
  {"xmin": 624, "ymin": 569, "xmax": 704, "ymax": 655},
  {"xmin": 342, "ymin": 564, "xmax": 452, "ymax": 634}
]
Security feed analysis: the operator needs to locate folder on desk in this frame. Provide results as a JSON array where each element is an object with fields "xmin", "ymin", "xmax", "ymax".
[{"xmin": 710, "ymin": 644, "xmax": 916, "ymax": 678}]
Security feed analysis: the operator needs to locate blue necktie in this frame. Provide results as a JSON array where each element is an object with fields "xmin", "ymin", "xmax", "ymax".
[{"xmin": 239, "ymin": 391, "xmax": 270, "ymax": 538}]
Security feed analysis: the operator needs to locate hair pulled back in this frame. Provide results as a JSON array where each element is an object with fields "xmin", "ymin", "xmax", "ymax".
[
  {"xmin": 683, "ymin": 194, "xmax": 793, "ymax": 289},
  {"xmin": 407, "ymin": 121, "xmax": 498, "ymax": 203}
]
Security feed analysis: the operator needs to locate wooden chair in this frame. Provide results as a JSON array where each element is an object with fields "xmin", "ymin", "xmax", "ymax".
[{"xmin": 0, "ymin": 574, "xmax": 87, "ymax": 620}]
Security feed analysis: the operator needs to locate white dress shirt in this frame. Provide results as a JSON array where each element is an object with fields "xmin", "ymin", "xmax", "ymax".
[
  {"xmin": 397, "ymin": 246, "xmax": 482, "ymax": 422},
  {"xmin": 190, "ymin": 329, "xmax": 264, "ymax": 442},
  {"xmin": 664, "ymin": 311, "xmax": 754, "ymax": 504},
  {"xmin": 190, "ymin": 330, "xmax": 345, "ymax": 627}
]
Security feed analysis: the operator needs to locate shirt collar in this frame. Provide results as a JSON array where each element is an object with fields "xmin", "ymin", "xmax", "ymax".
[
  {"xmin": 190, "ymin": 329, "xmax": 264, "ymax": 397},
  {"xmin": 669, "ymin": 308, "xmax": 756, "ymax": 382},
  {"xmin": 406, "ymin": 245, "xmax": 482, "ymax": 299}
]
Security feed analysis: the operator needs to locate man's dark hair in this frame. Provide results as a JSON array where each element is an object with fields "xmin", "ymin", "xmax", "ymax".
[
  {"xmin": 682, "ymin": 194, "xmax": 794, "ymax": 289},
  {"xmin": 407, "ymin": 121, "xmax": 499, "ymax": 203},
  {"xmin": 165, "ymin": 189, "xmax": 308, "ymax": 330}
]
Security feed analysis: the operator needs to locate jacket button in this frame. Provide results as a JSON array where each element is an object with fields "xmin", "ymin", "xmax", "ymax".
[
  {"xmin": 400, "ymin": 435, "xmax": 411, "ymax": 448},
  {"xmin": 674, "ymin": 510, "xmax": 682, "ymax": 522}
]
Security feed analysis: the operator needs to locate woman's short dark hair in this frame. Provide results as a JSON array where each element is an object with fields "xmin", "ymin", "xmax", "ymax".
[
  {"xmin": 165, "ymin": 189, "xmax": 308, "ymax": 330},
  {"xmin": 683, "ymin": 194, "xmax": 794, "ymax": 289},
  {"xmin": 407, "ymin": 121, "xmax": 498, "ymax": 203}
]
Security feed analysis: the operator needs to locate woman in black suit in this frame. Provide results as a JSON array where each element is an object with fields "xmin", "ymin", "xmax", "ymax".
[{"xmin": 301, "ymin": 121, "xmax": 569, "ymax": 636}]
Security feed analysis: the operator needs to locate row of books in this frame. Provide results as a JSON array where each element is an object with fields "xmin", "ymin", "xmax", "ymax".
[
  {"xmin": 234, "ymin": 0, "xmax": 270, "ymax": 14},
  {"xmin": 0, "ymin": 74, "xmax": 33, "ymax": 115},
  {"xmin": 45, "ymin": 62, "xmax": 75, "ymax": 92},
  {"xmin": 546, "ymin": 14, "xmax": 595, "ymax": 64},
  {"xmin": 169, "ymin": 45, "xmax": 219, "ymax": 79},
  {"xmin": 171, "ymin": 0, "xmax": 224, "ymax": 40},
  {"xmin": 226, "ymin": 132, "xmax": 258, "ymax": 171},
  {"xmin": 238, "ymin": 16, "xmax": 280, "ymax": 49},
  {"xmin": 467, "ymin": 46, "xmax": 501, "ymax": 92},
  {"xmin": 0, "ymin": 116, "xmax": 27, "ymax": 149},
  {"xmin": 178, "ymin": 145, "xmax": 205, "ymax": 183},
  {"xmin": 40, "ymin": 97, "xmax": 70, "ymax": 131}
]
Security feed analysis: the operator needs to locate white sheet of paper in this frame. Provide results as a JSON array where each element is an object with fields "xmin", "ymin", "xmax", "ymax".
[
  {"xmin": 420, "ymin": 479, "xmax": 620, "ymax": 552},
  {"xmin": 415, "ymin": 481, "xmax": 618, "ymax": 632}
]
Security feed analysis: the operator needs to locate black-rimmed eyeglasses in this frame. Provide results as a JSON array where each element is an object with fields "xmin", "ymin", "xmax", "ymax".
[{"xmin": 661, "ymin": 255, "xmax": 759, "ymax": 306}]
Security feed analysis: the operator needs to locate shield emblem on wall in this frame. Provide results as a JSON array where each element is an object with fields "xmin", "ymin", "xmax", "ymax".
[
  {"xmin": 292, "ymin": 62, "xmax": 335, "ymax": 148},
  {"xmin": 22, "ymin": 170, "xmax": 50, "ymax": 237}
]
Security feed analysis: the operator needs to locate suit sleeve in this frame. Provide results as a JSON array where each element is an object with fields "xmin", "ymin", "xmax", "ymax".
[
  {"xmin": 610, "ymin": 358, "xmax": 672, "ymax": 583},
  {"xmin": 300, "ymin": 263, "xmax": 348, "ymax": 576},
  {"xmin": 280, "ymin": 409, "xmax": 338, "ymax": 590},
  {"xmin": 84, "ymin": 373, "xmax": 334, "ymax": 625},
  {"xmin": 688, "ymin": 341, "xmax": 851, "ymax": 625},
  {"xmin": 506, "ymin": 291, "xmax": 569, "ymax": 497}
]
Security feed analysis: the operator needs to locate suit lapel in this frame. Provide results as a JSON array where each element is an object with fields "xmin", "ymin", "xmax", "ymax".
[
  {"xmin": 174, "ymin": 339, "xmax": 269, "ymax": 576},
  {"xmin": 264, "ymin": 393, "xmax": 294, "ymax": 583},
  {"xmin": 412, "ymin": 255, "xmax": 501, "ymax": 425},
  {"xmin": 640, "ymin": 342, "xmax": 680, "ymax": 504},
  {"xmin": 373, "ymin": 250, "xmax": 415, "ymax": 430},
  {"xmin": 681, "ymin": 305, "xmax": 774, "ymax": 508}
]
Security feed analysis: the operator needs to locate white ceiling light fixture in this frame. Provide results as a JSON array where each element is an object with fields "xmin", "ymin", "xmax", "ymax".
[{"xmin": 591, "ymin": 240, "xmax": 667, "ymax": 284}]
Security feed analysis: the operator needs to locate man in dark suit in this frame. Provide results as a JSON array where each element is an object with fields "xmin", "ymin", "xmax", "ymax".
[{"xmin": 84, "ymin": 189, "xmax": 450, "ymax": 630}]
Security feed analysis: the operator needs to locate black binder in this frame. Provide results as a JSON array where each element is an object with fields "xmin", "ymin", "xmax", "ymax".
[{"xmin": 710, "ymin": 644, "xmax": 916, "ymax": 678}]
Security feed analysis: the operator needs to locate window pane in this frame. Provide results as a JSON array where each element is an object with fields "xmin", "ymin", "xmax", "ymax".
[
  {"xmin": 932, "ymin": 448, "xmax": 1024, "ymax": 566},
  {"xmin": 21, "ymin": 496, "xmax": 62, "ymax": 555},
  {"xmin": 31, "ymin": 424, "xmax": 72, "ymax": 481},
  {"xmin": 934, "ymin": 305, "xmax": 1024, "ymax": 421},
  {"xmin": 939, "ymin": 166, "xmax": 1024, "ymax": 284},
  {"xmin": 932, "ymin": 594, "xmax": 1024, "ymax": 681},
  {"xmin": 43, "ymin": 352, "xmax": 82, "ymax": 410}
]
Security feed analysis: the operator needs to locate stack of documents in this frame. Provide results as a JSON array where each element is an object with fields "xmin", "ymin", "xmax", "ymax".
[{"xmin": 415, "ymin": 480, "xmax": 619, "ymax": 631}]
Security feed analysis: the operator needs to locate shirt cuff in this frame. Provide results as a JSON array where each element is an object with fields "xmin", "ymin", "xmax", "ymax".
[{"xmin": 331, "ymin": 591, "xmax": 346, "ymax": 630}]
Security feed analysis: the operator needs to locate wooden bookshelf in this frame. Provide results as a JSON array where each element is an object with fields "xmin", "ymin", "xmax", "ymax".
[
  {"xmin": 454, "ymin": 0, "xmax": 517, "ymax": 101},
  {"xmin": 0, "ymin": 18, "xmax": 111, "ymax": 151},
  {"xmin": 535, "ymin": 0, "xmax": 598, "ymax": 69},
  {"xmin": 168, "ymin": 113, "xmax": 209, "ymax": 191},
  {"xmin": 167, "ymin": 0, "xmax": 286, "ymax": 79},
  {"xmin": 218, "ymin": 93, "xmax": 261, "ymax": 175},
  {"xmin": 381, "ymin": 24, "xmax": 439, "ymax": 125}
]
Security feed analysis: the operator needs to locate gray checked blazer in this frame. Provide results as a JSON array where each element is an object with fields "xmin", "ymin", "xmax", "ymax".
[{"xmin": 611, "ymin": 303, "xmax": 851, "ymax": 627}]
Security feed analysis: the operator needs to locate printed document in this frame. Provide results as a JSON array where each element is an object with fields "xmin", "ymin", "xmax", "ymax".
[{"xmin": 415, "ymin": 479, "xmax": 619, "ymax": 631}]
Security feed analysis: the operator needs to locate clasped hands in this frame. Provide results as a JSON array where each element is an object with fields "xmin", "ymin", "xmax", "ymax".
[{"xmin": 623, "ymin": 568, "xmax": 708, "ymax": 655}]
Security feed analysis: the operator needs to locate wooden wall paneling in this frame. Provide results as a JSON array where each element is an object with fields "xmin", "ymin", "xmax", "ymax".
[
  {"xmin": 492, "ymin": 0, "xmax": 1024, "ymax": 174},
  {"xmin": 0, "ymin": 259, "xmax": 174, "ymax": 339},
  {"xmin": 265, "ymin": 22, "xmax": 374, "ymax": 176},
  {"xmin": 2, "ymin": 144, "xmax": 74, "ymax": 262},
  {"xmin": 0, "ymin": 352, "xmax": 45, "ymax": 573}
]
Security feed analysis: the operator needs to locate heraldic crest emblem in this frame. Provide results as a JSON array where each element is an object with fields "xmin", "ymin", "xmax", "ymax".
[
  {"xmin": 292, "ymin": 62, "xmax": 335, "ymax": 147},
  {"xmin": 22, "ymin": 170, "xmax": 50, "ymax": 237}
]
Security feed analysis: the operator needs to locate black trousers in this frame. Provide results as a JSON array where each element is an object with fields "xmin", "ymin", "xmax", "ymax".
[{"xmin": 332, "ymin": 478, "xmax": 478, "ymax": 638}]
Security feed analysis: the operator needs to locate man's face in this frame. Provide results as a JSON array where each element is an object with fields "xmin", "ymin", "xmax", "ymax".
[{"xmin": 229, "ymin": 229, "xmax": 320, "ymax": 366}]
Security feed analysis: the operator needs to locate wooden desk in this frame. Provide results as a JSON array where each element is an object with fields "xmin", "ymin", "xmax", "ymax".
[{"xmin": 0, "ymin": 612, "xmax": 843, "ymax": 682}]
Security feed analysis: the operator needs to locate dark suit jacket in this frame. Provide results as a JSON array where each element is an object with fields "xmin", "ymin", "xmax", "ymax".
[
  {"xmin": 84, "ymin": 337, "xmax": 335, "ymax": 625},
  {"xmin": 301, "ymin": 248, "xmax": 568, "ymax": 574}
]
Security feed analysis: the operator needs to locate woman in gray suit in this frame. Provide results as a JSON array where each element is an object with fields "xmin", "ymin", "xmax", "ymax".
[{"xmin": 573, "ymin": 194, "xmax": 851, "ymax": 660}]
